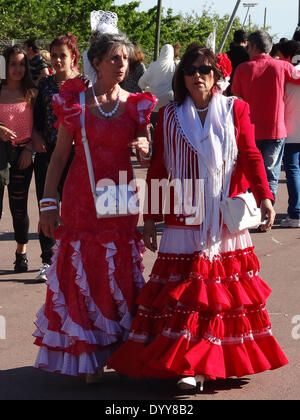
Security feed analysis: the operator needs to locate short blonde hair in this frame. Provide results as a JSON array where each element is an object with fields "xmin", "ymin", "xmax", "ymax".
[{"xmin": 40, "ymin": 49, "xmax": 51, "ymax": 62}]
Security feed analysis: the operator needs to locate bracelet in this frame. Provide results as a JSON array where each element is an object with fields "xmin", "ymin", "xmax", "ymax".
[
  {"xmin": 40, "ymin": 198, "xmax": 57, "ymax": 205},
  {"xmin": 40, "ymin": 202, "xmax": 57, "ymax": 209},
  {"xmin": 40, "ymin": 206, "xmax": 58, "ymax": 212}
]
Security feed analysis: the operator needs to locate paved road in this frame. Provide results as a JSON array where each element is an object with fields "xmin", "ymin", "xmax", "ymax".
[{"xmin": 0, "ymin": 163, "xmax": 299, "ymax": 401}]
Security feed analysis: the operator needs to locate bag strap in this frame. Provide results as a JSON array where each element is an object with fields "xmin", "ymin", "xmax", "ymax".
[{"xmin": 79, "ymin": 91, "xmax": 98, "ymax": 202}]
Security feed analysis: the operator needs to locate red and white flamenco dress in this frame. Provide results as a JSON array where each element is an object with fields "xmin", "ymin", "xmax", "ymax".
[
  {"xmin": 108, "ymin": 94, "xmax": 289, "ymax": 380},
  {"xmin": 33, "ymin": 79, "xmax": 157, "ymax": 376}
]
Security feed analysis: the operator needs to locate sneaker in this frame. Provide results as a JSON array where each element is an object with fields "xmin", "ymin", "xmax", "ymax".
[
  {"xmin": 14, "ymin": 252, "xmax": 28, "ymax": 273},
  {"xmin": 34, "ymin": 263, "xmax": 50, "ymax": 282},
  {"xmin": 280, "ymin": 216, "xmax": 300, "ymax": 228}
]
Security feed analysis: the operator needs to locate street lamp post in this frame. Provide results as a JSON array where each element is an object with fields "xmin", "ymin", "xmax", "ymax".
[
  {"xmin": 242, "ymin": 2, "xmax": 258, "ymax": 28},
  {"xmin": 293, "ymin": 0, "xmax": 300, "ymax": 37},
  {"xmin": 154, "ymin": 0, "xmax": 162, "ymax": 61},
  {"xmin": 217, "ymin": 0, "xmax": 242, "ymax": 53},
  {"xmin": 263, "ymin": 7, "xmax": 267, "ymax": 29}
]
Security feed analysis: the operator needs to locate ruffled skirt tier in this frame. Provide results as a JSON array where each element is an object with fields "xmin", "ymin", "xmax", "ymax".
[
  {"xmin": 33, "ymin": 229, "xmax": 145, "ymax": 376},
  {"xmin": 108, "ymin": 227, "xmax": 289, "ymax": 380}
]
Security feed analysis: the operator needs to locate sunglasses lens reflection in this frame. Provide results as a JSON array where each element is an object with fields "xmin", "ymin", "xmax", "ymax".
[{"xmin": 184, "ymin": 65, "xmax": 212, "ymax": 76}]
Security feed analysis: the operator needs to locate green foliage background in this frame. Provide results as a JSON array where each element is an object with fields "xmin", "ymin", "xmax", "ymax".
[{"xmin": 0, "ymin": 0, "xmax": 263, "ymax": 64}]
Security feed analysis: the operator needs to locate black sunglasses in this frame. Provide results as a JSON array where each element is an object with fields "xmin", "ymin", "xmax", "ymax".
[{"xmin": 183, "ymin": 65, "xmax": 213, "ymax": 76}]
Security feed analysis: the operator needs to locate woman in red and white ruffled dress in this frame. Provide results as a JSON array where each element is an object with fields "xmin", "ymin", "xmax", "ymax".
[
  {"xmin": 33, "ymin": 33, "xmax": 157, "ymax": 381},
  {"xmin": 108, "ymin": 47, "xmax": 289, "ymax": 391}
]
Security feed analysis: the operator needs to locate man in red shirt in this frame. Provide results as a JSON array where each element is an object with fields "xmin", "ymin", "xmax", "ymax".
[{"xmin": 232, "ymin": 30, "xmax": 300, "ymax": 200}]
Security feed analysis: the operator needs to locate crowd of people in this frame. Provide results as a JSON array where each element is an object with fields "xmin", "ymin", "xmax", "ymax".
[{"xmin": 0, "ymin": 9, "xmax": 298, "ymax": 393}]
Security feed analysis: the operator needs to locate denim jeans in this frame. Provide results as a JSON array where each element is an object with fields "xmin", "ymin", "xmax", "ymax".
[
  {"xmin": 256, "ymin": 139, "xmax": 285, "ymax": 200},
  {"xmin": 283, "ymin": 143, "xmax": 300, "ymax": 219}
]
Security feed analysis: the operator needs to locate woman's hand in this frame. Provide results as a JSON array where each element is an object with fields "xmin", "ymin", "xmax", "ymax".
[
  {"xmin": 131, "ymin": 136, "xmax": 150, "ymax": 158},
  {"xmin": 0, "ymin": 125, "xmax": 17, "ymax": 143},
  {"xmin": 31, "ymin": 129, "xmax": 46, "ymax": 153},
  {"xmin": 18, "ymin": 148, "xmax": 32, "ymax": 170},
  {"xmin": 38, "ymin": 209, "xmax": 62, "ymax": 238},
  {"xmin": 260, "ymin": 198, "xmax": 276, "ymax": 231},
  {"xmin": 143, "ymin": 219, "xmax": 157, "ymax": 252}
]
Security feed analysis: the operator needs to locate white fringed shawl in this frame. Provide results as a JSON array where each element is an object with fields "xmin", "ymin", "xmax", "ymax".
[{"xmin": 163, "ymin": 93, "xmax": 238, "ymax": 258}]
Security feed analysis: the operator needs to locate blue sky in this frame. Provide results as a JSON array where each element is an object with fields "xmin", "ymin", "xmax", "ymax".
[{"xmin": 114, "ymin": 0, "xmax": 298, "ymax": 41}]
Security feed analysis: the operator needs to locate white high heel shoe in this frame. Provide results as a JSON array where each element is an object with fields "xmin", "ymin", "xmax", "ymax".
[
  {"xmin": 177, "ymin": 376, "xmax": 197, "ymax": 390},
  {"xmin": 195, "ymin": 375, "xmax": 205, "ymax": 392},
  {"xmin": 85, "ymin": 368, "xmax": 104, "ymax": 384},
  {"xmin": 177, "ymin": 375, "xmax": 206, "ymax": 392}
]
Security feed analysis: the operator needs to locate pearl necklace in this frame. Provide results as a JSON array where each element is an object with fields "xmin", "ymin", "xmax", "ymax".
[{"xmin": 92, "ymin": 84, "xmax": 121, "ymax": 118}]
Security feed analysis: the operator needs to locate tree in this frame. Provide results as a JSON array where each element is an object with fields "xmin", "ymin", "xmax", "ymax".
[
  {"xmin": 0, "ymin": 0, "xmax": 264, "ymax": 61},
  {"xmin": 0, "ymin": 0, "xmax": 114, "ymax": 41}
]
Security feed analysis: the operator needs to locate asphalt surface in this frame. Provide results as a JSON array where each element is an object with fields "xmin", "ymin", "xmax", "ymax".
[{"xmin": 0, "ymin": 162, "xmax": 299, "ymax": 401}]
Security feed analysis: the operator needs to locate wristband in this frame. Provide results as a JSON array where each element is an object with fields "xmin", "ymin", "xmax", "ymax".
[
  {"xmin": 40, "ymin": 202, "xmax": 57, "ymax": 209},
  {"xmin": 40, "ymin": 198, "xmax": 56, "ymax": 205},
  {"xmin": 40, "ymin": 206, "xmax": 58, "ymax": 212}
]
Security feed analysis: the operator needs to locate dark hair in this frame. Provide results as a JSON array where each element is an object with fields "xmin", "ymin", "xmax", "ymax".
[
  {"xmin": 279, "ymin": 37, "xmax": 289, "ymax": 44},
  {"xmin": 2, "ymin": 45, "xmax": 35, "ymax": 104},
  {"xmin": 185, "ymin": 42, "xmax": 201, "ymax": 53},
  {"xmin": 173, "ymin": 46, "xmax": 222, "ymax": 105},
  {"xmin": 90, "ymin": 31, "xmax": 100, "ymax": 45},
  {"xmin": 50, "ymin": 33, "xmax": 80, "ymax": 68},
  {"xmin": 247, "ymin": 30, "xmax": 273, "ymax": 54},
  {"xmin": 24, "ymin": 38, "xmax": 40, "ymax": 53},
  {"xmin": 277, "ymin": 40, "xmax": 300, "ymax": 65},
  {"xmin": 234, "ymin": 29, "xmax": 247, "ymax": 44},
  {"xmin": 131, "ymin": 43, "xmax": 145, "ymax": 70},
  {"xmin": 270, "ymin": 43, "xmax": 280, "ymax": 58},
  {"xmin": 87, "ymin": 32, "xmax": 134, "ymax": 70}
]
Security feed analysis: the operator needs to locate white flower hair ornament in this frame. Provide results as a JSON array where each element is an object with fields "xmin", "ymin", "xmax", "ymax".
[{"xmin": 90, "ymin": 10, "xmax": 119, "ymax": 35}]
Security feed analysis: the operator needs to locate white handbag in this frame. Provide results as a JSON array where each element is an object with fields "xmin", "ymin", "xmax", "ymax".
[
  {"xmin": 79, "ymin": 91, "xmax": 139, "ymax": 218},
  {"xmin": 220, "ymin": 191, "xmax": 262, "ymax": 233}
]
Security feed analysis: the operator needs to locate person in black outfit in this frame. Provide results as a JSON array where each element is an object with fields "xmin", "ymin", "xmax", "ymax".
[
  {"xmin": 0, "ymin": 46, "xmax": 36, "ymax": 272},
  {"xmin": 226, "ymin": 29, "xmax": 249, "ymax": 95},
  {"xmin": 120, "ymin": 43, "xmax": 146, "ymax": 93},
  {"xmin": 24, "ymin": 39, "xmax": 49, "ymax": 86},
  {"xmin": 33, "ymin": 33, "xmax": 89, "ymax": 282}
]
